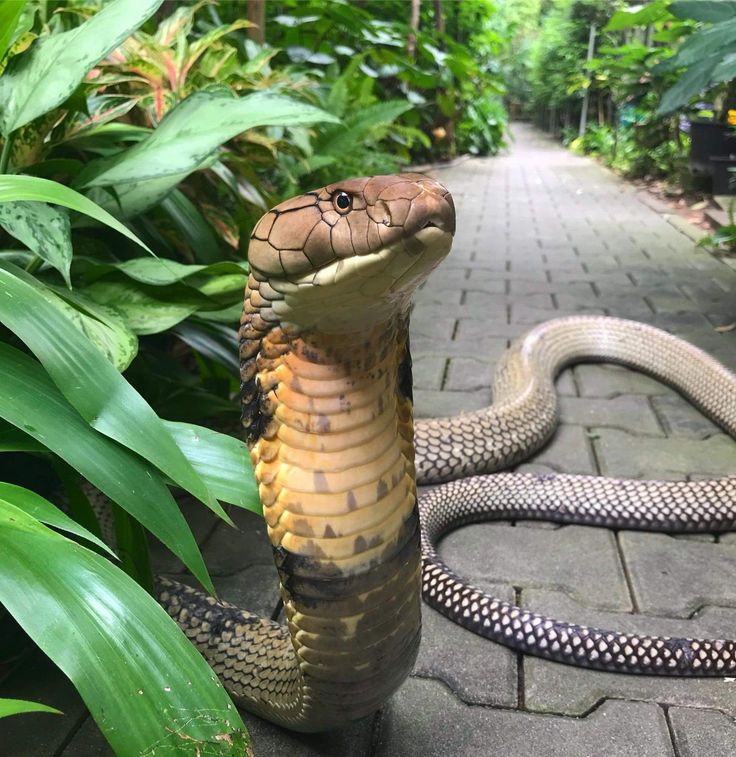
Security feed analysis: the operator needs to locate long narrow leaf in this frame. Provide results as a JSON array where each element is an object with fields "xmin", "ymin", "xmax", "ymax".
[
  {"xmin": 0, "ymin": 174, "xmax": 151, "ymax": 252},
  {"xmin": 0, "ymin": 342, "xmax": 215, "ymax": 593},
  {"xmin": 0, "ymin": 502, "xmax": 250, "ymax": 755},
  {"xmin": 0, "ymin": 201, "xmax": 73, "ymax": 286},
  {"xmin": 0, "ymin": 1, "xmax": 28, "ymax": 63},
  {"xmin": 164, "ymin": 421, "xmax": 260, "ymax": 514},
  {"xmin": 79, "ymin": 90, "xmax": 340, "ymax": 186},
  {"xmin": 0, "ymin": 0, "xmax": 162, "ymax": 134},
  {"xmin": 0, "ymin": 482, "xmax": 113, "ymax": 556},
  {"xmin": 0, "ymin": 263, "xmax": 222, "ymax": 516},
  {"xmin": 0, "ymin": 698, "xmax": 61, "ymax": 719}
]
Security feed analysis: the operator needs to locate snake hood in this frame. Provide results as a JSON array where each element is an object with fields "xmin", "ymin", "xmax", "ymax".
[{"xmin": 247, "ymin": 173, "xmax": 455, "ymax": 333}]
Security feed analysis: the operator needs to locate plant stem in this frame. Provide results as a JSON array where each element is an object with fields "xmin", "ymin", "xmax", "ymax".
[
  {"xmin": 25, "ymin": 256, "xmax": 43, "ymax": 275},
  {"xmin": 0, "ymin": 132, "xmax": 13, "ymax": 174}
]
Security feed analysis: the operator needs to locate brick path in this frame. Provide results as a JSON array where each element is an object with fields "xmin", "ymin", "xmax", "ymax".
[{"xmin": 4, "ymin": 123, "xmax": 736, "ymax": 756}]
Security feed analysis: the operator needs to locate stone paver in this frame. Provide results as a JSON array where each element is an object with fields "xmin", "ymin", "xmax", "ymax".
[
  {"xmin": 4, "ymin": 123, "xmax": 736, "ymax": 755},
  {"xmin": 376, "ymin": 679, "xmax": 673, "ymax": 757}
]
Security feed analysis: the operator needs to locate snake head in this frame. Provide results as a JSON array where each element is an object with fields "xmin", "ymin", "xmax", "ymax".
[{"xmin": 247, "ymin": 173, "xmax": 455, "ymax": 332}]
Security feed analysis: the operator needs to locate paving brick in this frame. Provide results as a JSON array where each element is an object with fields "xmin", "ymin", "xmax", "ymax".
[
  {"xmin": 376, "ymin": 679, "xmax": 674, "ymax": 757},
  {"xmin": 439, "ymin": 523, "xmax": 630, "ymax": 611},
  {"xmin": 559, "ymin": 394, "xmax": 663, "ymax": 435},
  {"xmin": 531, "ymin": 424, "xmax": 598, "ymax": 474},
  {"xmin": 60, "ymin": 716, "xmax": 112, "ymax": 756},
  {"xmin": 620, "ymin": 531, "xmax": 736, "ymax": 616},
  {"xmin": 414, "ymin": 582, "xmax": 517, "ymax": 706},
  {"xmin": 444, "ymin": 356, "xmax": 495, "ymax": 391},
  {"xmin": 0, "ymin": 651, "xmax": 87, "ymax": 755},
  {"xmin": 594, "ymin": 428, "xmax": 736, "ymax": 479},
  {"xmin": 523, "ymin": 590, "xmax": 736, "ymax": 717},
  {"xmin": 245, "ymin": 713, "xmax": 374, "ymax": 757},
  {"xmin": 668, "ymin": 706, "xmax": 736, "ymax": 757},
  {"xmin": 412, "ymin": 355, "xmax": 447, "ymax": 390},
  {"xmin": 651, "ymin": 395, "xmax": 721, "ymax": 439},
  {"xmin": 199, "ymin": 507, "xmax": 273, "ymax": 576}
]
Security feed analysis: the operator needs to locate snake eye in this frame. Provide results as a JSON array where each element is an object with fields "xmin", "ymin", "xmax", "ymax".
[{"xmin": 332, "ymin": 190, "xmax": 352, "ymax": 214}]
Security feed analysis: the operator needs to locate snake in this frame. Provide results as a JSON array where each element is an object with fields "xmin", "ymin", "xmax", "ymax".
[{"xmin": 155, "ymin": 173, "xmax": 736, "ymax": 732}]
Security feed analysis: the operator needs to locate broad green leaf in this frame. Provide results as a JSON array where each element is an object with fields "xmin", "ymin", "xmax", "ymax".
[
  {"xmin": 0, "ymin": 482, "xmax": 114, "ymax": 557},
  {"xmin": 0, "ymin": 1, "xmax": 28, "ymax": 62},
  {"xmin": 47, "ymin": 285, "xmax": 139, "ymax": 371},
  {"xmin": 670, "ymin": 1, "xmax": 736, "ymax": 22},
  {"xmin": 604, "ymin": 0, "xmax": 672, "ymax": 30},
  {"xmin": 0, "ymin": 342, "xmax": 215, "ymax": 592},
  {"xmin": 82, "ymin": 280, "xmax": 200, "ymax": 336},
  {"xmin": 78, "ymin": 256, "xmax": 249, "ymax": 285},
  {"xmin": 79, "ymin": 90, "xmax": 340, "ymax": 187},
  {"xmin": 657, "ymin": 56, "xmax": 719, "ymax": 114},
  {"xmin": 0, "ymin": 263, "xmax": 222, "ymax": 516},
  {"xmin": 0, "ymin": 201, "xmax": 72, "ymax": 286},
  {"xmin": 165, "ymin": 421, "xmax": 259, "ymax": 514},
  {"xmin": 0, "ymin": 0, "xmax": 162, "ymax": 134},
  {"xmin": 658, "ymin": 18, "xmax": 736, "ymax": 71},
  {"xmin": 0, "ymin": 698, "xmax": 61, "ymax": 719},
  {"xmin": 0, "ymin": 502, "xmax": 250, "ymax": 755},
  {"xmin": 0, "ymin": 174, "xmax": 151, "ymax": 252}
]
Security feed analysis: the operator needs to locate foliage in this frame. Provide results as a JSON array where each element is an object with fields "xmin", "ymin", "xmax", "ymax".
[
  {"xmin": 0, "ymin": 0, "xmax": 509, "ymax": 749},
  {"xmin": 259, "ymin": 0, "xmax": 508, "ymax": 164},
  {"xmin": 656, "ymin": 0, "xmax": 736, "ymax": 116}
]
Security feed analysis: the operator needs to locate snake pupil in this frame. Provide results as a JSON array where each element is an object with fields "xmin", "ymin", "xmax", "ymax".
[{"xmin": 335, "ymin": 191, "xmax": 351, "ymax": 211}]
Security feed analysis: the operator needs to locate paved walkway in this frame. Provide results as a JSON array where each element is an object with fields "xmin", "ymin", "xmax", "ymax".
[{"xmin": 5, "ymin": 123, "xmax": 736, "ymax": 756}]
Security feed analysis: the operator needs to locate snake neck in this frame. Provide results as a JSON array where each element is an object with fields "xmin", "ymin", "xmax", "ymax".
[{"xmin": 235, "ymin": 277, "xmax": 422, "ymax": 729}]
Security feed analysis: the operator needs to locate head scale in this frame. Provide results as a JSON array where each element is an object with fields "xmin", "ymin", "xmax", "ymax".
[{"xmin": 246, "ymin": 173, "xmax": 455, "ymax": 333}]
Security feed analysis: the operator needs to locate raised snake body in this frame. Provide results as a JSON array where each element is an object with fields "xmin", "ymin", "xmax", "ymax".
[{"xmin": 157, "ymin": 174, "xmax": 736, "ymax": 731}]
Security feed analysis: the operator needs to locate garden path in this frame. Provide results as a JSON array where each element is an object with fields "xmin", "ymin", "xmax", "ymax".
[{"xmin": 4, "ymin": 122, "xmax": 736, "ymax": 756}]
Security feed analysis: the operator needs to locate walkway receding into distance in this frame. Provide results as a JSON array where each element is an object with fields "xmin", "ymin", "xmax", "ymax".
[{"xmin": 3, "ymin": 123, "xmax": 736, "ymax": 756}]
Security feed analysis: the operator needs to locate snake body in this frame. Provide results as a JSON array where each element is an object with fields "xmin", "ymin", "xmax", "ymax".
[{"xmin": 157, "ymin": 174, "xmax": 736, "ymax": 731}]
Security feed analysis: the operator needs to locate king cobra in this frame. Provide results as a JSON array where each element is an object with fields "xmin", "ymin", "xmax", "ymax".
[{"xmin": 156, "ymin": 174, "xmax": 736, "ymax": 732}]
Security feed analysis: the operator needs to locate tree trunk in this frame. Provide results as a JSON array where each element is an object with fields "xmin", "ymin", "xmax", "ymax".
[
  {"xmin": 247, "ymin": 0, "xmax": 266, "ymax": 44},
  {"xmin": 433, "ymin": 0, "xmax": 445, "ymax": 36},
  {"xmin": 408, "ymin": 0, "xmax": 420, "ymax": 58}
]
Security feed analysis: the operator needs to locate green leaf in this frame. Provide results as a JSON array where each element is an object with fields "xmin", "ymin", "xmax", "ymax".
[
  {"xmin": 82, "ymin": 280, "xmax": 200, "ymax": 336},
  {"xmin": 164, "ymin": 421, "xmax": 260, "ymax": 514},
  {"xmin": 313, "ymin": 100, "xmax": 412, "ymax": 158},
  {"xmin": 0, "ymin": 201, "xmax": 72, "ymax": 286},
  {"xmin": 0, "ymin": 1, "xmax": 28, "ymax": 62},
  {"xmin": 160, "ymin": 190, "xmax": 222, "ymax": 264},
  {"xmin": 47, "ymin": 284, "xmax": 139, "ymax": 371},
  {"xmin": 670, "ymin": 1, "xmax": 736, "ymax": 23},
  {"xmin": 0, "ymin": 0, "xmax": 162, "ymax": 135},
  {"xmin": 0, "ymin": 174, "xmax": 151, "ymax": 252},
  {"xmin": 0, "ymin": 263, "xmax": 221, "ymax": 517},
  {"xmin": 657, "ymin": 55, "xmax": 720, "ymax": 114},
  {"xmin": 0, "ymin": 698, "xmax": 61, "ymax": 719},
  {"xmin": 0, "ymin": 502, "xmax": 250, "ymax": 754},
  {"xmin": 658, "ymin": 18, "xmax": 736, "ymax": 71},
  {"xmin": 0, "ymin": 482, "xmax": 114, "ymax": 557},
  {"xmin": 604, "ymin": 0, "xmax": 672, "ymax": 30},
  {"xmin": 78, "ymin": 256, "xmax": 249, "ymax": 286},
  {"xmin": 0, "ymin": 342, "xmax": 216, "ymax": 592},
  {"xmin": 78, "ymin": 90, "xmax": 340, "ymax": 187}
]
